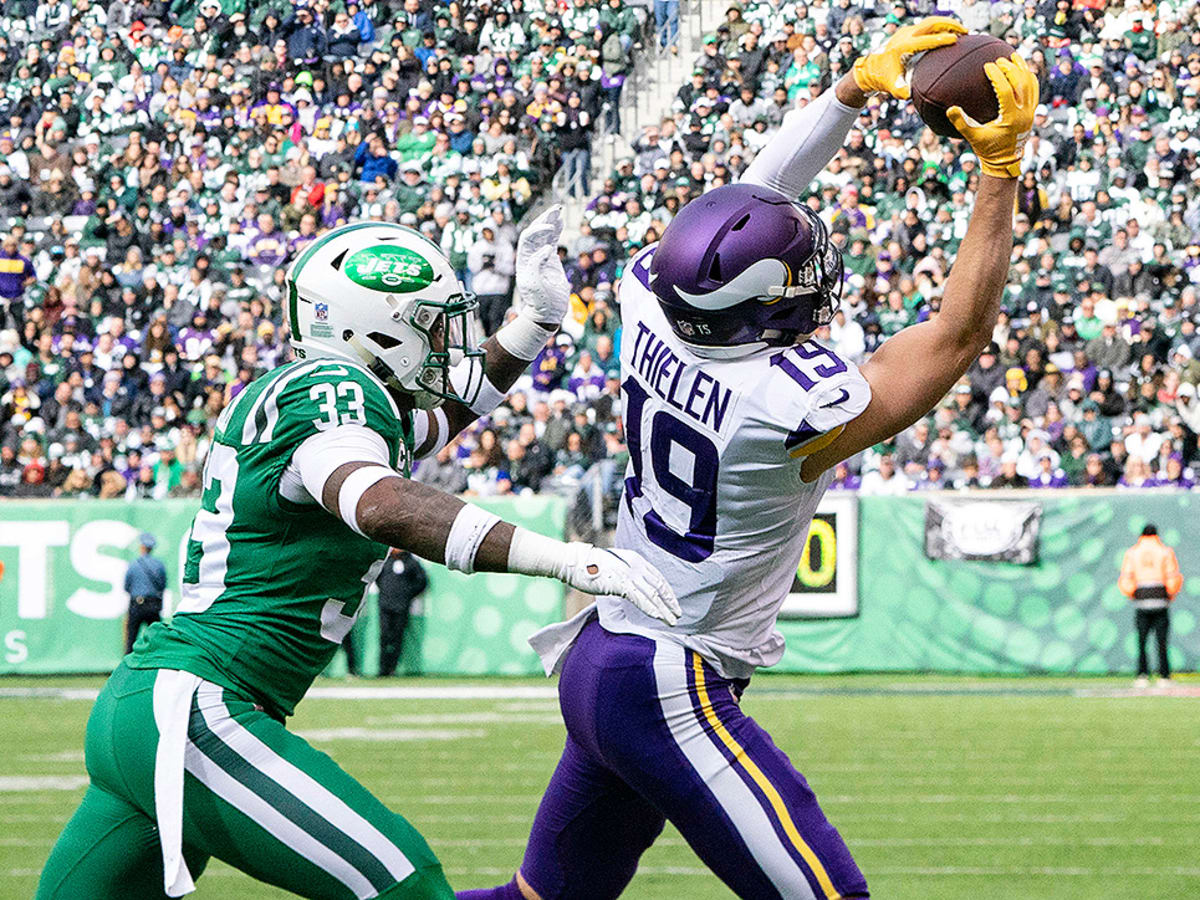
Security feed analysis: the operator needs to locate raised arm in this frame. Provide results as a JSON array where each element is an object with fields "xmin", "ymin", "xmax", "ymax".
[
  {"xmin": 801, "ymin": 54, "xmax": 1038, "ymax": 481},
  {"xmin": 741, "ymin": 18, "xmax": 964, "ymax": 198},
  {"xmin": 738, "ymin": 83, "xmax": 864, "ymax": 198},
  {"xmin": 412, "ymin": 205, "xmax": 570, "ymax": 457}
]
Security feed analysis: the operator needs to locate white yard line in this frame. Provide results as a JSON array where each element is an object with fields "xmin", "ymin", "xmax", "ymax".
[
  {"xmin": 0, "ymin": 684, "xmax": 561, "ymax": 701},
  {"xmin": 383, "ymin": 794, "xmax": 544, "ymax": 805},
  {"xmin": 4, "ymin": 682, "xmax": 1198, "ymax": 702},
  {"xmin": 867, "ymin": 866, "xmax": 1200, "ymax": 877},
  {"xmin": 297, "ymin": 727, "xmax": 489, "ymax": 742},
  {"xmin": 822, "ymin": 793, "xmax": 1200, "ymax": 804},
  {"xmin": 362, "ymin": 712, "xmax": 562, "ymax": 725},
  {"xmin": 18, "ymin": 751, "xmax": 85, "ymax": 763},
  {"xmin": 0, "ymin": 687, "xmax": 100, "ymax": 700},
  {"xmin": 0, "ymin": 776, "xmax": 87, "ymax": 792},
  {"xmin": 0, "ymin": 837, "xmax": 53, "ymax": 847},
  {"xmin": 307, "ymin": 685, "xmax": 559, "ymax": 700}
]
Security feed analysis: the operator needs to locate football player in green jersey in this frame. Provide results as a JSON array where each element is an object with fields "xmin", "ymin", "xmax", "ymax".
[{"xmin": 37, "ymin": 208, "xmax": 680, "ymax": 900}]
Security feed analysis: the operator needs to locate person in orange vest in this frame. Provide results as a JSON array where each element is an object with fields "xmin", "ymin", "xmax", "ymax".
[{"xmin": 1119, "ymin": 524, "xmax": 1184, "ymax": 686}]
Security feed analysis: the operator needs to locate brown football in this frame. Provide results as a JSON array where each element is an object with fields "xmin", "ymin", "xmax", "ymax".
[{"xmin": 910, "ymin": 34, "xmax": 1013, "ymax": 139}]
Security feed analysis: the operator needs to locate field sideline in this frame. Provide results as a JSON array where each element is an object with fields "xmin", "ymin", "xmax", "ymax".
[{"xmin": 2, "ymin": 674, "xmax": 1198, "ymax": 899}]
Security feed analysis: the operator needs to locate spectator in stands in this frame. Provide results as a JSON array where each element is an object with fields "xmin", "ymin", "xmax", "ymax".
[
  {"xmin": 469, "ymin": 223, "xmax": 516, "ymax": 336},
  {"xmin": 656, "ymin": 0, "xmax": 681, "ymax": 54},
  {"xmin": 6, "ymin": 0, "xmax": 1200, "ymax": 512},
  {"xmin": 0, "ymin": 232, "xmax": 34, "ymax": 330},
  {"xmin": 859, "ymin": 454, "xmax": 908, "ymax": 495}
]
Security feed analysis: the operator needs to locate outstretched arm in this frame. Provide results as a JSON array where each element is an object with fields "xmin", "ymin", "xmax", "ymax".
[
  {"xmin": 740, "ymin": 18, "xmax": 964, "ymax": 198},
  {"xmin": 334, "ymin": 466, "xmax": 679, "ymax": 624},
  {"xmin": 287, "ymin": 428, "xmax": 681, "ymax": 624},
  {"xmin": 801, "ymin": 54, "xmax": 1038, "ymax": 481}
]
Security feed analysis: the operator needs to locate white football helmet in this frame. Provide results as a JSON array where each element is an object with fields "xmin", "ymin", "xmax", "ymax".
[{"xmin": 285, "ymin": 222, "xmax": 484, "ymax": 409}]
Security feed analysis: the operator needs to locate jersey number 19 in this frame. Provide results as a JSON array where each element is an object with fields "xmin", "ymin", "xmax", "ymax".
[{"xmin": 623, "ymin": 377, "xmax": 719, "ymax": 563}]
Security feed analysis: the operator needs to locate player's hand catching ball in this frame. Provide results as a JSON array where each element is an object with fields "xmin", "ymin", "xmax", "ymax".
[
  {"xmin": 852, "ymin": 16, "xmax": 965, "ymax": 100},
  {"xmin": 557, "ymin": 544, "xmax": 682, "ymax": 626},
  {"xmin": 514, "ymin": 204, "xmax": 570, "ymax": 327},
  {"xmin": 946, "ymin": 54, "xmax": 1039, "ymax": 179}
]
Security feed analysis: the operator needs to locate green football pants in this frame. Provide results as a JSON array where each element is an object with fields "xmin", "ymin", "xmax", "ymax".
[{"xmin": 37, "ymin": 663, "xmax": 454, "ymax": 900}]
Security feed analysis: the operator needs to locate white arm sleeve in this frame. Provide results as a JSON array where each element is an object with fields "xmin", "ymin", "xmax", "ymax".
[
  {"xmin": 739, "ymin": 89, "xmax": 861, "ymax": 199},
  {"xmin": 412, "ymin": 408, "xmax": 451, "ymax": 459},
  {"xmin": 282, "ymin": 424, "xmax": 395, "ymax": 506}
]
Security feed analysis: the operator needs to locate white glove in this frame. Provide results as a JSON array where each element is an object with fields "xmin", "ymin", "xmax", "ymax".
[
  {"xmin": 514, "ymin": 204, "xmax": 570, "ymax": 326},
  {"xmin": 559, "ymin": 544, "xmax": 682, "ymax": 626},
  {"xmin": 507, "ymin": 527, "xmax": 682, "ymax": 625}
]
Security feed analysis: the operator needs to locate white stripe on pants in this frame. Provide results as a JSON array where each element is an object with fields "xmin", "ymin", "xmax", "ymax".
[
  {"xmin": 651, "ymin": 641, "xmax": 819, "ymax": 899},
  {"xmin": 194, "ymin": 686, "xmax": 415, "ymax": 883},
  {"xmin": 194, "ymin": 684, "xmax": 415, "ymax": 884},
  {"xmin": 183, "ymin": 739, "xmax": 379, "ymax": 899}
]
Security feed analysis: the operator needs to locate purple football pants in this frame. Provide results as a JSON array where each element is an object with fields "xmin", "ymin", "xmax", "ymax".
[{"xmin": 458, "ymin": 619, "xmax": 867, "ymax": 900}]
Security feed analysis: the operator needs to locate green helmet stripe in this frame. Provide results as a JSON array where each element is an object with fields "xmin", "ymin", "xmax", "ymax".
[
  {"xmin": 290, "ymin": 222, "xmax": 377, "ymax": 281},
  {"xmin": 287, "ymin": 282, "xmax": 300, "ymax": 335}
]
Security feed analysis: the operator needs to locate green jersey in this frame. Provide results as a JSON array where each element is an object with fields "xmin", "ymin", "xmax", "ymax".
[{"xmin": 128, "ymin": 358, "xmax": 413, "ymax": 719}]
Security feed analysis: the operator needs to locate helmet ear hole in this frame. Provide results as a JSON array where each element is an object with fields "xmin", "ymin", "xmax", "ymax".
[{"xmin": 368, "ymin": 331, "xmax": 402, "ymax": 349}]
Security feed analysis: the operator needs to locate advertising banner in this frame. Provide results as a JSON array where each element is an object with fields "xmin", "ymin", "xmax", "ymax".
[
  {"xmin": 924, "ymin": 499, "xmax": 1042, "ymax": 564},
  {"xmin": 4, "ymin": 493, "xmax": 1198, "ymax": 676},
  {"xmin": 0, "ymin": 497, "xmax": 566, "ymax": 676},
  {"xmin": 775, "ymin": 493, "xmax": 1200, "ymax": 674}
]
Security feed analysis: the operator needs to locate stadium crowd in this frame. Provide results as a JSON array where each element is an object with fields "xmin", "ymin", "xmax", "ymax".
[
  {"xmin": 576, "ymin": 0, "xmax": 1200, "ymax": 494},
  {"xmin": 1, "ymin": 0, "xmax": 1200, "ymax": 502}
]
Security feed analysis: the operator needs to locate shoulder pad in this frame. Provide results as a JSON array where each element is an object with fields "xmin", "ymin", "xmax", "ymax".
[
  {"xmin": 763, "ymin": 341, "xmax": 871, "ymax": 459},
  {"xmin": 244, "ymin": 359, "xmax": 405, "ymax": 460}
]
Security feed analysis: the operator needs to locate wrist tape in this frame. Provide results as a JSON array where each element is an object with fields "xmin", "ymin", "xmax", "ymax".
[
  {"xmin": 448, "ymin": 360, "xmax": 507, "ymax": 416},
  {"xmin": 423, "ymin": 407, "xmax": 450, "ymax": 456},
  {"xmin": 496, "ymin": 315, "xmax": 557, "ymax": 362},
  {"xmin": 506, "ymin": 527, "xmax": 573, "ymax": 580}
]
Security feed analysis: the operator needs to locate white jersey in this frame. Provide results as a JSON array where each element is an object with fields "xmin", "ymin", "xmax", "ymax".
[{"xmin": 596, "ymin": 244, "xmax": 871, "ymax": 678}]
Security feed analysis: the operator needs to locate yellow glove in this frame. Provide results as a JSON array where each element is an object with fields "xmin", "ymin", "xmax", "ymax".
[
  {"xmin": 946, "ymin": 54, "xmax": 1039, "ymax": 179},
  {"xmin": 852, "ymin": 16, "xmax": 966, "ymax": 99}
]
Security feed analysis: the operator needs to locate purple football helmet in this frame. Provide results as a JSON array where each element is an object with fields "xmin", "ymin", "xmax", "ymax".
[{"xmin": 649, "ymin": 182, "xmax": 843, "ymax": 354}]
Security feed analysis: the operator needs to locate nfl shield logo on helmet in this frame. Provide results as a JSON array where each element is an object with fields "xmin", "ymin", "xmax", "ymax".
[{"xmin": 311, "ymin": 301, "xmax": 333, "ymax": 338}]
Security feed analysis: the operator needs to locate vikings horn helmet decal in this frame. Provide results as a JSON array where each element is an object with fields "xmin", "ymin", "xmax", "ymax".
[{"xmin": 649, "ymin": 183, "xmax": 844, "ymax": 356}]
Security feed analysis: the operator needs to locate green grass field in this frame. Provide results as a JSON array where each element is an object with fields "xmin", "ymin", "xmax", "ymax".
[{"xmin": 3, "ymin": 674, "xmax": 1199, "ymax": 899}]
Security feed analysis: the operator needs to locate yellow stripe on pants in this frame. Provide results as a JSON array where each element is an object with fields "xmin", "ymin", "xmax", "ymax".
[{"xmin": 690, "ymin": 653, "xmax": 841, "ymax": 900}]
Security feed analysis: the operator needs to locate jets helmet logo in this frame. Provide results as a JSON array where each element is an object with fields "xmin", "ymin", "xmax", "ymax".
[{"xmin": 344, "ymin": 246, "xmax": 436, "ymax": 293}]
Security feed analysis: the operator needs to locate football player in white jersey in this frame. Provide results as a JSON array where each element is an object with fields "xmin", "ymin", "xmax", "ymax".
[{"xmin": 460, "ymin": 19, "xmax": 1038, "ymax": 900}]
